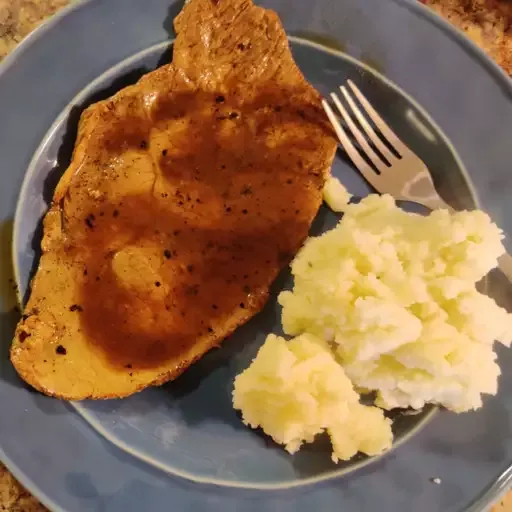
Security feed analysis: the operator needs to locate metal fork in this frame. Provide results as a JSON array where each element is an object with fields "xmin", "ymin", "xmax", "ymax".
[{"xmin": 322, "ymin": 80, "xmax": 512, "ymax": 282}]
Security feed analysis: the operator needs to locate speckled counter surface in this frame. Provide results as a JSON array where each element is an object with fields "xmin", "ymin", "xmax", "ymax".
[
  {"xmin": 422, "ymin": 0, "xmax": 511, "ymax": 75},
  {"xmin": 0, "ymin": 0, "xmax": 69, "ymax": 60},
  {"xmin": 0, "ymin": 0, "xmax": 511, "ymax": 511}
]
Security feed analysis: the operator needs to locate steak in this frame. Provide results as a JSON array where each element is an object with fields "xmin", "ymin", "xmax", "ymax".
[{"xmin": 11, "ymin": 0, "xmax": 337, "ymax": 399}]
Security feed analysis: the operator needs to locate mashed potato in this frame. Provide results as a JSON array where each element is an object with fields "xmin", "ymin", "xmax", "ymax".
[
  {"xmin": 323, "ymin": 176, "xmax": 352, "ymax": 212},
  {"xmin": 280, "ymin": 188, "xmax": 512, "ymax": 412},
  {"xmin": 233, "ymin": 333, "xmax": 393, "ymax": 462},
  {"xmin": 233, "ymin": 180, "xmax": 511, "ymax": 460}
]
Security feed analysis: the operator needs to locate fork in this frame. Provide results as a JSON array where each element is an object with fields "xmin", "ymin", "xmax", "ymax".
[{"xmin": 322, "ymin": 80, "xmax": 512, "ymax": 282}]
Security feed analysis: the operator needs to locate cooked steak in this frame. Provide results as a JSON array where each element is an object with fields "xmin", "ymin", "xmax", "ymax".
[{"xmin": 11, "ymin": 0, "xmax": 337, "ymax": 399}]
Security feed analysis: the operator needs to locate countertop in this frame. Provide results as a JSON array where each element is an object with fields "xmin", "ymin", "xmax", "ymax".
[{"xmin": 0, "ymin": 0, "xmax": 511, "ymax": 510}]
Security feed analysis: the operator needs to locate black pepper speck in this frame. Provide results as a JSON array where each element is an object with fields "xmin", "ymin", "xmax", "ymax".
[
  {"xmin": 85, "ymin": 214, "xmax": 95, "ymax": 229},
  {"xmin": 18, "ymin": 331, "xmax": 30, "ymax": 343}
]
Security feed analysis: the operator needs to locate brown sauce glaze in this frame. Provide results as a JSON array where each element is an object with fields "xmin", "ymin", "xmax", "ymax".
[{"xmin": 70, "ymin": 90, "xmax": 331, "ymax": 369}]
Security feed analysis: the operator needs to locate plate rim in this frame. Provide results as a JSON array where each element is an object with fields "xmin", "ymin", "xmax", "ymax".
[
  {"xmin": 1, "ymin": 0, "xmax": 511, "ymax": 510},
  {"xmin": 13, "ymin": 36, "xmax": 461, "ymax": 490}
]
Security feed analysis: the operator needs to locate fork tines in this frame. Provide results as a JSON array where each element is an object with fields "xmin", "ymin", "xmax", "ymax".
[{"xmin": 322, "ymin": 80, "xmax": 408, "ymax": 174}]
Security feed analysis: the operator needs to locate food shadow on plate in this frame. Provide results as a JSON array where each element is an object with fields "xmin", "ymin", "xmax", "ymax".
[
  {"xmin": 0, "ymin": 307, "xmax": 21, "ymax": 380},
  {"xmin": 485, "ymin": 269, "xmax": 512, "ymax": 313},
  {"xmin": 162, "ymin": 0, "xmax": 187, "ymax": 39}
]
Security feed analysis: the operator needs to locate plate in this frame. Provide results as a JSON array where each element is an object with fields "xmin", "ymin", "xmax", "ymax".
[{"xmin": 1, "ymin": 0, "xmax": 512, "ymax": 510}]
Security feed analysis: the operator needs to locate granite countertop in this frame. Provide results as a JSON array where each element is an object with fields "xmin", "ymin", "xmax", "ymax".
[
  {"xmin": 422, "ymin": 0, "xmax": 511, "ymax": 74},
  {"xmin": 0, "ymin": 1, "xmax": 511, "ymax": 511}
]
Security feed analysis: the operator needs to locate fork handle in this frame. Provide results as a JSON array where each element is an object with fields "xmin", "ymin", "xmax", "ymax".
[{"xmin": 421, "ymin": 196, "xmax": 512, "ymax": 283}]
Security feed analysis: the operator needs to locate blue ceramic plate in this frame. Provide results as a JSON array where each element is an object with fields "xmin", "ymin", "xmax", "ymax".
[{"xmin": 1, "ymin": 1, "xmax": 511, "ymax": 511}]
